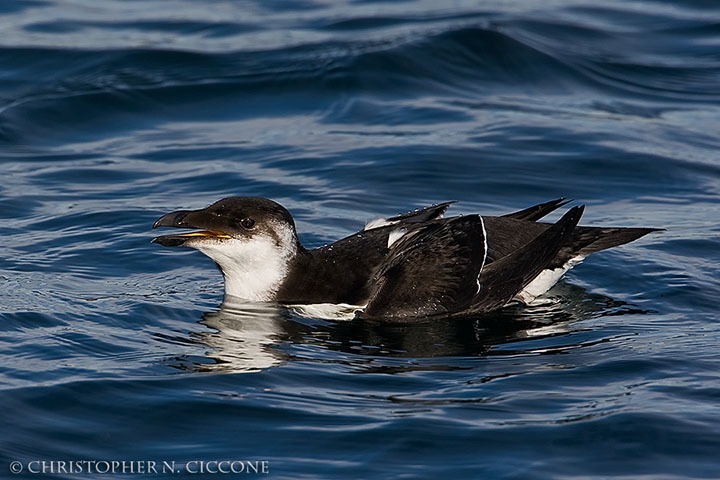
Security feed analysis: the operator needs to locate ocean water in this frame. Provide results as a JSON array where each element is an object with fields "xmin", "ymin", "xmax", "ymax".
[{"xmin": 1, "ymin": 1, "xmax": 719, "ymax": 478}]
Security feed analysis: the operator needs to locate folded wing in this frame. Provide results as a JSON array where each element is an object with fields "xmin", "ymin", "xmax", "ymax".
[
  {"xmin": 364, "ymin": 216, "xmax": 486, "ymax": 319},
  {"xmin": 364, "ymin": 206, "xmax": 586, "ymax": 319}
]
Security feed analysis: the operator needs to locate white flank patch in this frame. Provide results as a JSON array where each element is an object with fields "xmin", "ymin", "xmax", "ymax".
[
  {"xmin": 364, "ymin": 216, "xmax": 399, "ymax": 231},
  {"xmin": 191, "ymin": 221, "xmax": 297, "ymax": 302},
  {"xmin": 387, "ymin": 227, "xmax": 408, "ymax": 248},
  {"xmin": 289, "ymin": 303, "xmax": 365, "ymax": 321},
  {"xmin": 515, "ymin": 255, "xmax": 586, "ymax": 304}
]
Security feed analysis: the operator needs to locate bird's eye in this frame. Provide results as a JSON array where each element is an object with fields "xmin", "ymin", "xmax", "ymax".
[{"xmin": 240, "ymin": 218, "xmax": 256, "ymax": 229}]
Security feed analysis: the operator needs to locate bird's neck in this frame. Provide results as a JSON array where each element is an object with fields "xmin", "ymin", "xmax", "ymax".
[{"xmin": 198, "ymin": 236, "xmax": 300, "ymax": 302}]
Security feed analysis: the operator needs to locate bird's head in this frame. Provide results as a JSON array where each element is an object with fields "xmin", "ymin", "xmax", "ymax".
[{"xmin": 152, "ymin": 196, "xmax": 300, "ymax": 301}]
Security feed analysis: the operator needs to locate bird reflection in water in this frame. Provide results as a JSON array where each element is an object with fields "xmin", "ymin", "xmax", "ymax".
[{"xmin": 174, "ymin": 283, "xmax": 648, "ymax": 374}]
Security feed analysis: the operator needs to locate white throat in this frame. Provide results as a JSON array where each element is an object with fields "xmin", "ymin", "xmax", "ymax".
[{"xmin": 192, "ymin": 224, "xmax": 297, "ymax": 302}]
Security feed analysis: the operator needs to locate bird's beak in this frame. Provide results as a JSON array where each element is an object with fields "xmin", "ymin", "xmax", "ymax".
[
  {"xmin": 151, "ymin": 209, "xmax": 231, "ymax": 247},
  {"xmin": 152, "ymin": 210, "xmax": 192, "ymax": 230}
]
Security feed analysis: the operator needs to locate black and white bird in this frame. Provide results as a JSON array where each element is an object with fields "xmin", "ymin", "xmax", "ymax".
[{"xmin": 152, "ymin": 197, "xmax": 658, "ymax": 319}]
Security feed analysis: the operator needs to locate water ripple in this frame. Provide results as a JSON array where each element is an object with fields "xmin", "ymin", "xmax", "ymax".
[{"xmin": 2, "ymin": 1, "xmax": 719, "ymax": 478}]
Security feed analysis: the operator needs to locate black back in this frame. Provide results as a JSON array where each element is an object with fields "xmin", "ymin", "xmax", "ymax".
[
  {"xmin": 273, "ymin": 199, "xmax": 658, "ymax": 318},
  {"xmin": 364, "ymin": 216, "xmax": 486, "ymax": 319}
]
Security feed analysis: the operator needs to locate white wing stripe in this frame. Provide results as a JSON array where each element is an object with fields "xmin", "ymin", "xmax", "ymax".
[{"xmin": 476, "ymin": 215, "xmax": 488, "ymax": 294}]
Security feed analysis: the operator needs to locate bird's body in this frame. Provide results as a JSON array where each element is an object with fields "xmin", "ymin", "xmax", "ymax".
[{"xmin": 152, "ymin": 197, "xmax": 658, "ymax": 319}]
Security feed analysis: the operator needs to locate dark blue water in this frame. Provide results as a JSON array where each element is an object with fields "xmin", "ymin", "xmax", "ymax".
[{"xmin": 2, "ymin": 1, "xmax": 719, "ymax": 478}]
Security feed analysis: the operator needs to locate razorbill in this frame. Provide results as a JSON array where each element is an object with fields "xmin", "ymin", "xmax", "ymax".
[{"xmin": 152, "ymin": 197, "xmax": 659, "ymax": 319}]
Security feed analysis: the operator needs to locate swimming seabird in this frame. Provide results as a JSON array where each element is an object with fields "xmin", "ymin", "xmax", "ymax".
[{"xmin": 152, "ymin": 197, "xmax": 659, "ymax": 319}]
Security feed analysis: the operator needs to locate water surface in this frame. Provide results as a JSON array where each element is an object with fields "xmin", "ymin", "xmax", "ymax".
[{"xmin": 1, "ymin": 1, "xmax": 719, "ymax": 479}]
